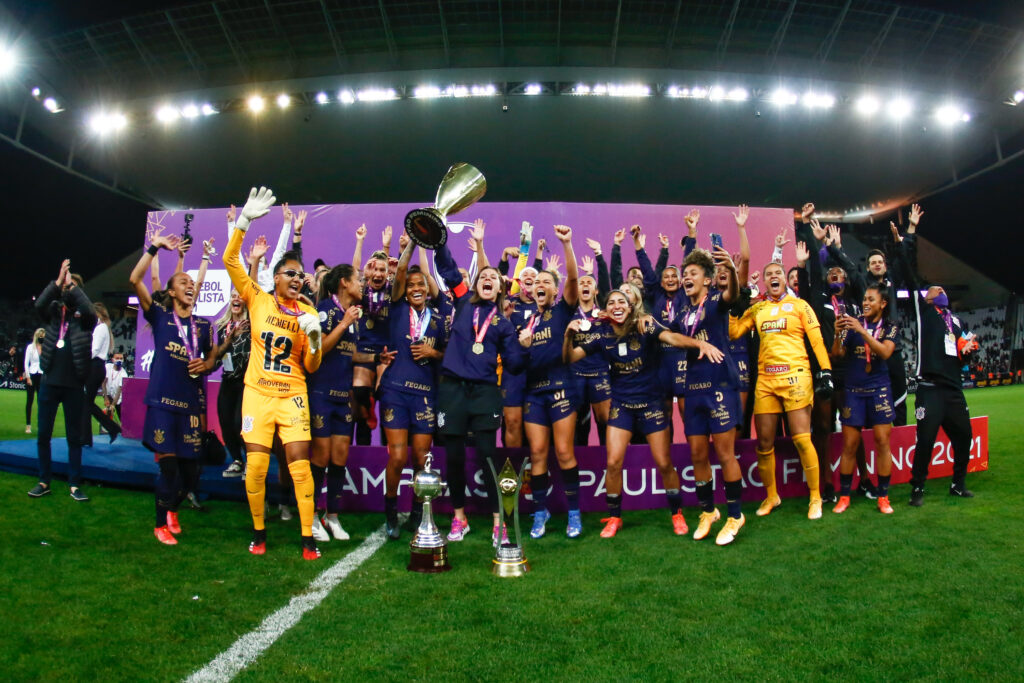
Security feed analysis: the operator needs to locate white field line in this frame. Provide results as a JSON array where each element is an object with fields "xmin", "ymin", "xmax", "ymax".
[{"xmin": 185, "ymin": 523, "xmax": 391, "ymax": 683}]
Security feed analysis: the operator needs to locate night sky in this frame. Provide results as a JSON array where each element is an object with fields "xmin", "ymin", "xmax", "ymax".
[{"xmin": 2, "ymin": 0, "xmax": 1023, "ymax": 299}]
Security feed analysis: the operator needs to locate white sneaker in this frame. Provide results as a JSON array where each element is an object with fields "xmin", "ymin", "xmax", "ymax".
[
  {"xmin": 325, "ymin": 514, "xmax": 350, "ymax": 541},
  {"xmin": 278, "ymin": 504, "xmax": 293, "ymax": 521},
  {"xmin": 312, "ymin": 515, "xmax": 330, "ymax": 542},
  {"xmin": 25, "ymin": 425, "xmax": 31, "ymax": 434}
]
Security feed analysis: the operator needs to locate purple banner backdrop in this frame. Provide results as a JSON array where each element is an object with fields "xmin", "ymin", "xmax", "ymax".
[{"xmin": 134, "ymin": 201, "xmax": 791, "ymax": 379}]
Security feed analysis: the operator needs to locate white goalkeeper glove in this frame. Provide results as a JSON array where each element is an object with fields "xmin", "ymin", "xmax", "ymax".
[
  {"xmin": 297, "ymin": 312, "xmax": 322, "ymax": 352},
  {"xmin": 235, "ymin": 186, "xmax": 276, "ymax": 232}
]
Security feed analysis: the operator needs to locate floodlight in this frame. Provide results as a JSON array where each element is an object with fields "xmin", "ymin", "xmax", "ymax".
[
  {"xmin": 43, "ymin": 97, "xmax": 61, "ymax": 113},
  {"xmin": 575, "ymin": 83, "xmax": 591, "ymax": 95},
  {"xmin": 0, "ymin": 47, "xmax": 16, "ymax": 77},
  {"xmin": 855, "ymin": 95, "xmax": 879, "ymax": 116},
  {"xmin": 802, "ymin": 92, "xmax": 834, "ymax": 109},
  {"xmin": 247, "ymin": 95, "xmax": 265, "ymax": 112},
  {"xmin": 356, "ymin": 88, "xmax": 397, "ymax": 101},
  {"xmin": 181, "ymin": 104, "xmax": 199, "ymax": 119},
  {"xmin": 156, "ymin": 105, "xmax": 179, "ymax": 123},
  {"xmin": 770, "ymin": 89, "xmax": 797, "ymax": 106},
  {"xmin": 89, "ymin": 112, "xmax": 128, "ymax": 135},
  {"xmin": 607, "ymin": 84, "xmax": 650, "ymax": 97},
  {"xmin": 593, "ymin": 84, "xmax": 607, "ymax": 95},
  {"xmin": 727, "ymin": 87, "xmax": 748, "ymax": 101},
  {"xmin": 315, "ymin": 91, "xmax": 329, "ymax": 104},
  {"xmin": 709, "ymin": 86, "xmax": 725, "ymax": 101},
  {"xmin": 200, "ymin": 103, "xmax": 217, "ymax": 116},
  {"xmin": 338, "ymin": 90, "xmax": 355, "ymax": 104},
  {"xmin": 276, "ymin": 94, "xmax": 291, "ymax": 109},
  {"xmin": 31, "ymin": 86, "xmax": 41, "ymax": 98},
  {"xmin": 1014, "ymin": 90, "xmax": 1024, "ymax": 103},
  {"xmin": 524, "ymin": 83, "xmax": 542, "ymax": 95},
  {"xmin": 887, "ymin": 98, "xmax": 912, "ymax": 121}
]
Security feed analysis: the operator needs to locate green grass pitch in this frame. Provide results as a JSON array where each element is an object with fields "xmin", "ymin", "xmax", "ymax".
[{"xmin": 1, "ymin": 386, "xmax": 1022, "ymax": 681}]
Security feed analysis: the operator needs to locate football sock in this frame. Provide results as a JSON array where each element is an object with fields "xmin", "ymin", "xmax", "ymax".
[
  {"xmin": 607, "ymin": 493, "xmax": 622, "ymax": 518},
  {"xmin": 878, "ymin": 474, "xmax": 891, "ymax": 497},
  {"xmin": 531, "ymin": 472, "xmax": 550, "ymax": 511},
  {"xmin": 839, "ymin": 472, "xmax": 853, "ymax": 496},
  {"xmin": 562, "ymin": 465, "xmax": 581, "ymax": 512},
  {"xmin": 384, "ymin": 495, "xmax": 398, "ymax": 518},
  {"xmin": 666, "ymin": 488, "xmax": 682, "ymax": 515},
  {"xmin": 696, "ymin": 480, "xmax": 714, "ymax": 513},
  {"xmin": 288, "ymin": 460, "xmax": 315, "ymax": 537},
  {"xmin": 326, "ymin": 465, "xmax": 347, "ymax": 514},
  {"xmin": 792, "ymin": 433, "xmax": 821, "ymax": 502},
  {"xmin": 245, "ymin": 452, "xmax": 271, "ymax": 531},
  {"xmin": 725, "ymin": 479, "xmax": 743, "ymax": 519},
  {"xmin": 155, "ymin": 457, "xmax": 181, "ymax": 527},
  {"xmin": 756, "ymin": 447, "xmax": 777, "ymax": 501}
]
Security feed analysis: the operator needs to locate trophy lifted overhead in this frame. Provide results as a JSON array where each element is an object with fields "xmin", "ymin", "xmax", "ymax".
[{"xmin": 404, "ymin": 163, "xmax": 487, "ymax": 249}]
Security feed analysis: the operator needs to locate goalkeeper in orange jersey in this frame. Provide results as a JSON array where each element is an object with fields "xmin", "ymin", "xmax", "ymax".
[
  {"xmin": 730, "ymin": 262, "xmax": 833, "ymax": 520},
  {"xmin": 224, "ymin": 186, "xmax": 324, "ymax": 560}
]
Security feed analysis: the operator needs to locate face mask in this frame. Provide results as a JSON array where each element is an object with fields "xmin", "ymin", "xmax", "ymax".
[
  {"xmin": 828, "ymin": 281, "xmax": 845, "ymax": 293},
  {"xmin": 114, "ymin": 361, "xmax": 123, "ymax": 369},
  {"xmin": 932, "ymin": 293, "xmax": 949, "ymax": 308}
]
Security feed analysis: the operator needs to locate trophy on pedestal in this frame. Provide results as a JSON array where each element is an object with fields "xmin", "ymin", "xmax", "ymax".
[
  {"xmin": 404, "ymin": 163, "xmax": 487, "ymax": 249},
  {"xmin": 489, "ymin": 457, "xmax": 531, "ymax": 577},
  {"xmin": 407, "ymin": 453, "xmax": 451, "ymax": 573}
]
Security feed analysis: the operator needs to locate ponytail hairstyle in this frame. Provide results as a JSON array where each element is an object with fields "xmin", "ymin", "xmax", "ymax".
[{"xmin": 323, "ymin": 263, "xmax": 357, "ymax": 299}]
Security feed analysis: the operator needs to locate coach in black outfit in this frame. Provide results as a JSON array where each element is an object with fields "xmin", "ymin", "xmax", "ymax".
[
  {"xmin": 28, "ymin": 259, "xmax": 97, "ymax": 501},
  {"xmin": 897, "ymin": 210, "xmax": 977, "ymax": 506}
]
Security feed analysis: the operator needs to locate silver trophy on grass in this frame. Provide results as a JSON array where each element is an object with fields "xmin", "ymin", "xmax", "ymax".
[
  {"xmin": 407, "ymin": 453, "xmax": 451, "ymax": 573},
  {"xmin": 489, "ymin": 457, "xmax": 531, "ymax": 577},
  {"xmin": 404, "ymin": 163, "xmax": 487, "ymax": 249}
]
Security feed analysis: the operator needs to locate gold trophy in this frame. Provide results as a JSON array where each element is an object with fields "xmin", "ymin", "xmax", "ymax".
[
  {"xmin": 489, "ymin": 457, "xmax": 530, "ymax": 577},
  {"xmin": 407, "ymin": 453, "xmax": 451, "ymax": 573},
  {"xmin": 404, "ymin": 163, "xmax": 487, "ymax": 249}
]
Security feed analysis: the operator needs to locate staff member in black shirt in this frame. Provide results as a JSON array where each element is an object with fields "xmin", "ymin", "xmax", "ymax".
[
  {"xmin": 898, "ymin": 210, "xmax": 978, "ymax": 506},
  {"xmin": 28, "ymin": 259, "xmax": 97, "ymax": 501}
]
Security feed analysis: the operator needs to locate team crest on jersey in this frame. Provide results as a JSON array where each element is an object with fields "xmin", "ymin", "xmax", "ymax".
[
  {"xmin": 916, "ymin": 406, "xmax": 926, "ymax": 421},
  {"xmin": 543, "ymin": 310, "xmax": 552, "ymax": 321},
  {"xmin": 770, "ymin": 307, "xmax": 779, "ymax": 316},
  {"xmin": 782, "ymin": 303, "xmax": 794, "ymax": 312},
  {"xmin": 312, "ymin": 414, "xmax": 325, "ymax": 429},
  {"xmin": 242, "ymin": 415, "xmax": 254, "ymax": 433},
  {"xmin": 628, "ymin": 338, "xmax": 641, "ymax": 351},
  {"xmin": 383, "ymin": 408, "xmax": 395, "ymax": 423},
  {"xmin": 153, "ymin": 429, "xmax": 165, "ymax": 445},
  {"xmin": 841, "ymin": 406, "xmax": 852, "ymax": 419}
]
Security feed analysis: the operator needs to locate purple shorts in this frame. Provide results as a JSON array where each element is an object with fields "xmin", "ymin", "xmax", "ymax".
[
  {"xmin": 381, "ymin": 388, "xmax": 436, "ymax": 435},
  {"xmin": 683, "ymin": 390, "xmax": 741, "ymax": 437},
  {"xmin": 143, "ymin": 406, "xmax": 201, "ymax": 459},
  {"xmin": 573, "ymin": 371, "xmax": 612, "ymax": 406},
  {"xmin": 310, "ymin": 390, "xmax": 354, "ymax": 439},
  {"xmin": 607, "ymin": 398, "xmax": 668, "ymax": 436},
  {"xmin": 502, "ymin": 369, "xmax": 526, "ymax": 408},
  {"xmin": 841, "ymin": 385, "xmax": 894, "ymax": 428},
  {"xmin": 524, "ymin": 387, "xmax": 579, "ymax": 427}
]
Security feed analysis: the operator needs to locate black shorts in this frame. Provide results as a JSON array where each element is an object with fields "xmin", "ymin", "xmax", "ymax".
[{"xmin": 437, "ymin": 376, "xmax": 502, "ymax": 435}]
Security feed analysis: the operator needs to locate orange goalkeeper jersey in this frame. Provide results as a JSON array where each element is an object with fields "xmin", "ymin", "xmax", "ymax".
[
  {"xmin": 730, "ymin": 293, "xmax": 830, "ymax": 379},
  {"xmin": 225, "ymin": 227, "xmax": 321, "ymax": 397}
]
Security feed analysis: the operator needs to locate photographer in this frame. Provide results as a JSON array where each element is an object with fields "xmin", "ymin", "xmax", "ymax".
[{"xmin": 28, "ymin": 260, "xmax": 97, "ymax": 502}]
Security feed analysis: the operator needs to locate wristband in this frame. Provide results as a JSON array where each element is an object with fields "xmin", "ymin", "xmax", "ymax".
[
  {"xmin": 202, "ymin": 256, "xmax": 211, "ymax": 262},
  {"xmin": 373, "ymin": 352, "xmax": 381, "ymax": 364},
  {"xmin": 147, "ymin": 245, "xmax": 159, "ymax": 257}
]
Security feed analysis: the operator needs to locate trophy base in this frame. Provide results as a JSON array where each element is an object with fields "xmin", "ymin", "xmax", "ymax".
[
  {"xmin": 492, "ymin": 543, "xmax": 530, "ymax": 577},
  {"xmin": 408, "ymin": 544, "xmax": 451, "ymax": 573},
  {"xmin": 404, "ymin": 208, "xmax": 447, "ymax": 249}
]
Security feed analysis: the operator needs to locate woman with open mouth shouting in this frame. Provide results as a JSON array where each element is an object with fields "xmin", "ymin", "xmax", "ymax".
[
  {"xmin": 517, "ymin": 224, "xmax": 584, "ymax": 540},
  {"xmin": 563, "ymin": 289, "xmax": 724, "ymax": 539}
]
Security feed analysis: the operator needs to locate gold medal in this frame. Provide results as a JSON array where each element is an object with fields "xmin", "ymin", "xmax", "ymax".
[
  {"xmin": 865, "ymin": 362, "xmax": 872, "ymax": 373},
  {"xmin": 472, "ymin": 342, "xmax": 484, "ymax": 354},
  {"xmin": 366, "ymin": 319, "xmax": 374, "ymax": 329}
]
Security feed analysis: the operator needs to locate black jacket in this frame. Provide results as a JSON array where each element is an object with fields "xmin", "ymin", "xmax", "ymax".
[{"xmin": 36, "ymin": 282, "xmax": 96, "ymax": 383}]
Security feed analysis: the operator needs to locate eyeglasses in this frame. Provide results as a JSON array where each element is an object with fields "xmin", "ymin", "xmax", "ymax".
[{"xmin": 277, "ymin": 269, "xmax": 305, "ymax": 279}]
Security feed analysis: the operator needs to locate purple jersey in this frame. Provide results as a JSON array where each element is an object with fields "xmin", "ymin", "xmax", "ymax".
[
  {"xmin": 523, "ymin": 299, "xmax": 575, "ymax": 392},
  {"xmin": 842, "ymin": 318, "xmax": 900, "ymax": 390},
  {"xmin": 309, "ymin": 297, "xmax": 358, "ymax": 402},
  {"xmin": 142, "ymin": 302, "xmax": 212, "ymax": 414},
  {"xmin": 571, "ymin": 305, "xmax": 608, "ymax": 377},
  {"xmin": 381, "ymin": 299, "xmax": 445, "ymax": 397},
  {"xmin": 357, "ymin": 283, "xmax": 392, "ymax": 351},
  {"xmin": 675, "ymin": 289, "xmax": 739, "ymax": 395},
  {"xmin": 579, "ymin": 321, "xmax": 666, "ymax": 404}
]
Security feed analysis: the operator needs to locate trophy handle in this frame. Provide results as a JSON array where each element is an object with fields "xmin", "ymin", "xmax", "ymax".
[{"xmin": 512, "ymin": 459, "xmax": 529, "ymax": 547}]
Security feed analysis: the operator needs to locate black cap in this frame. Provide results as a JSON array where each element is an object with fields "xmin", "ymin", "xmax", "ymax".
[{"xmin": 313, "ymin": 258, "xmax": 326, "ymax": 270}]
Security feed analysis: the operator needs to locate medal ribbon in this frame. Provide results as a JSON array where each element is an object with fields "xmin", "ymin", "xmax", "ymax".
[
  {"xmin": 409, "ymin": 305, "xmax": 431, "ymax": 340},
  {"xmin": 57, "ymin": 308, "xmax": 69, "ymax": 346},
  {"xmin": 578, "ymin": 305, "xmax": 598, "ymax": 320},
  {"xmin": 473, "ymin": 305, "xmax": 497, "ymax": 347},
  {"xmin": 862, "ymin": 317, "xmax": 885, "ymax": 369},
  {"xmin": 687, "ymin": 294, "xmax": 707, "ymax": 337},
  {"xmin": 273, "ymin": 293, "xmax": 302, "ymax": 317},
  {"xmin": 173, "ymin": 311, "xmax": 199, "ymax": 361},
  {"xmin": 664, "ymin": 297, "xmax": 675, "ymax": 324}
]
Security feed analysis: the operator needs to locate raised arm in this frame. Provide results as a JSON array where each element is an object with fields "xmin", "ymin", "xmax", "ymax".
[
  {"xmin": 417, "ymin": 246, "xmax": 440, "ymax": 299},
  {"xmin": 195, "ymin": 238, "xmax": 215, "ymax": 293},
  {"xmin": 657, "ymin": 328, "xmax": 724, "ymax": 363},
  {"xmin": 714, "ymin": 247, "xmax": 739, "ymax": 304},
  {"xmin": 37, "ymin": 260, "xmax": 70, "ymax": 320},
  {"xmin": 734, "ymin": 204, "xmax": 751, "ymax": 285},
  {"xmin": 555, "ymin": 225, "xmax": 579, "ymax": 306},
  {"xmin": 130, "ymin": 233, "xmax": 181, "ymax": 312},
  {"xmin": 224, "ymin": 187, "xmax": 277, "ymax": 302},
  {"xmin": 655, "ymin": 232, "xmax": 670, "ymax": 274},
  {"xmin": 352, "ymin": 224, "xmax": 367, "ymax": 273},
  {"xmin": 509, "ymin": 221, "xmax": 533, "ymax": 296},
  {"xmin": 632, "ymin": 226, "xmax": 659, "ymax": 291},
  {"xmin": 434, "ymin": 242, "xmax": 468, "ymax": 297},
  {"xmin": 610, "ymin": 229, "xmax": 625, "ymax": 289},
  {"xmin": 392, "ymin": 238, "xmax": 415, "ymax": 300},
  {"xmin": 469, "ymin": 219, "xmax": 489, "ymax": 270}
]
